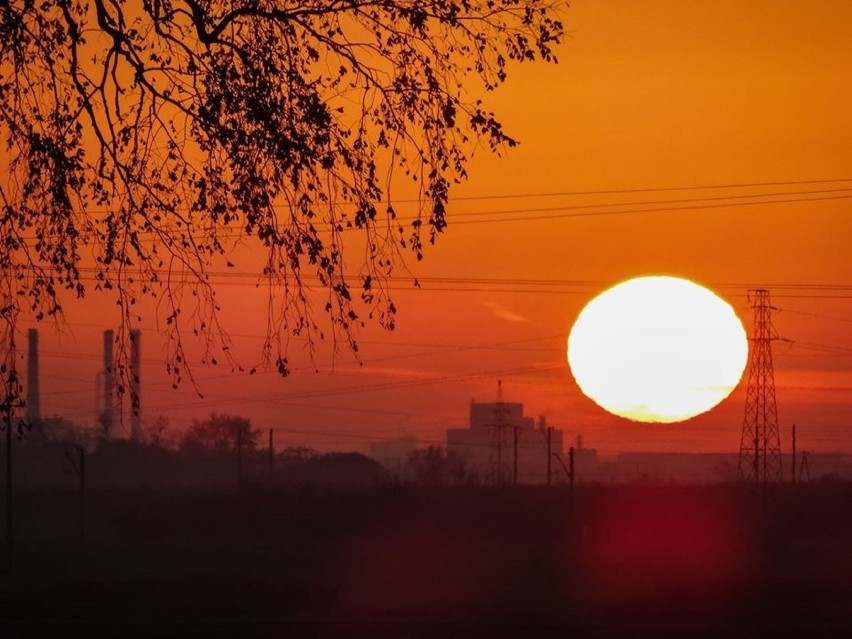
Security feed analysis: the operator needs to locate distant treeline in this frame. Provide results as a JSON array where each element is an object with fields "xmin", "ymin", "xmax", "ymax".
[{"xmin": 8, "ymin": 412, "xmax": 479, "ymax": 488}]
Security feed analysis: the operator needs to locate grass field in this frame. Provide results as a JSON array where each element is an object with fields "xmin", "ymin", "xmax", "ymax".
[{"xmin": 1, "ymin": 482, "xmax": 850, "ymax": 637}]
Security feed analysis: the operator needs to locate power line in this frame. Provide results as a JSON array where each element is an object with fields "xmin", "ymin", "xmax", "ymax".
[
  {"xmin": 15, "ymin": 177, "xmax": 852, "ymax": 215},
  {"xmin": 777, "ymin": 308, "xmax": 852, "ymax": 324},
  {"xmin": 58, "ymin": 266, "xmax": 852, "ymax": 289},
  {"xmin": 10, "ymin": 181, "xmax": 852, "ymax": 242},
  {"xmin": 268, "ymin": 424, "xmax": 567, "ymax": 455},
  {"xmin": 31, "ymin": 280, "xmax": 852, "ymax": 298},
  {"xmin": 41, "ymin": 268, "xmax": 852, "ymax": 297},
  {"xmin": 33, "ymin": 333, "xmax": 564, "ymax": 368},
  {"xmin": 43, "ymin": 362, "xmax": 565, "ymax": 421},
  {"xmin": 159, "ymin": 362, "xmax": 565, "ymax": 410},
  {"xmin": 441, "ymin": 186, "xmax": 852, "ymax": 221},
  {"xmin": 447, "ymin": 193, "xmax": 852, "ymax": 226},
  {"xmin": 782, "ymin": 340, "xmax": 852, "ymax": 357},
  {"xmin": 447, "ymin": 177, "xmax": 852, "ymax": 200}
]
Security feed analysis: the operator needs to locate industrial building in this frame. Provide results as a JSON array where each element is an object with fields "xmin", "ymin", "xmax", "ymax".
[{"xmin": 446, "ymin": 392, "xmax": 565, "ymax": 485}]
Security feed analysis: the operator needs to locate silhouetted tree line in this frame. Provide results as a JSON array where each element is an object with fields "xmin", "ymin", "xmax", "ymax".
[
  {"xmin": 10, "ymin": 413, "xmax": 387, "ymax": 488},
  {"xmin": 401, "ymin": 446, "xmax": 480, "ymax": 487},
  {"xmin": 10, "ymin": 412, "xmax": 488, "ymax": 488}
]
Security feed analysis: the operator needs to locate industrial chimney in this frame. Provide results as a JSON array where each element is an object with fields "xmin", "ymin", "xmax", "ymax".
[
  {"xmin": 130, "ymin": 329, "xmax": 141, "ymax": 441},
  {"xmin": 102, "ymin": 329, "xmax": 115, "ymax": 440},
  {"xmin": 25, "ymin": 328, "xmax": 40, "ymax": 422}
]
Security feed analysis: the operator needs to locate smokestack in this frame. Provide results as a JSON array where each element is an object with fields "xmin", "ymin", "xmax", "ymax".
[
  {"xmin": 130, "ymin": 329, "xmax": 141, "ymax": 441},
  {"xmin": 102, "ymin": 329, "xmax": 115, "ymax": 440},
  {"xmin": 25, "ymin": 328, "xmax": 40, "ymax": 422}
]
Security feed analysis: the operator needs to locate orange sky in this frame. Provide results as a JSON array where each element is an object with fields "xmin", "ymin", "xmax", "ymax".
[{"xmin": 20, "ymin": 0, "xmax": 852, "ymax": 456}]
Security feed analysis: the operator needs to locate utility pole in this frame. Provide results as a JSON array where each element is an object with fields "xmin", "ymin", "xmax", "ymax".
[
  {"xmin": 268, "ymin": 428, "xmax": 274, "ymax": 484},
  {"xmin": 512, "ymin": 425, "xmax": 519, "ymax": 487},
  {"xmin": 78, "ymin": 447, "xmax": 85, "ymax": 543},
  {"xmin": 4, "ymin": 403, "xmax": 11, "ymax": 572},
  {"xmin": 102, "ymin": 330, "xmax": 115, "ymax": 441},
  {"xmin": 552, "ymin": 448, "xmax": 577, "ymax": 511},
  {"xmin": 737, "ymin": 289, "xmax": 784, "ymax": 484},
  {"xmin": 799, "ymin": 451, "xmax": 810, "ymax": 482},
  {"xmin": 236, "ymin": 424, "xmax": 243, "ymax": 487},
  {"xmin": 488, "ymin": 380, "xmax": 509, "ymax": 486},
  {"xmin": 546, "ymin": 426, "xmax": 552, "ymax": 487},
  {"xmin": 569, "ymin": 446, "xmax": 575, "ymax": 491},
  {"xmin": 66, "ymin": 446, "xmax": 86, "ymax": 542},
  {"xmin": 25, "ymin": 329, "xmax": 39, "ymax": 423},
  {"xmin": 496, "ymin": 381, "xmax": 504, "ymax": 485},
  {"xmin": 791, "ymin": 424, "xmax": 797, "ymax": 485},
  {"xmin": 129, "ymin": 329, "xmax": 142, "ymax": 441},
  {"xmin": 552, "ymin": 451, "xmax": 574, "ymax": 485},
  {"xmin": 568, "ymin": 446, "xmax": 576, "ymax": 513}
]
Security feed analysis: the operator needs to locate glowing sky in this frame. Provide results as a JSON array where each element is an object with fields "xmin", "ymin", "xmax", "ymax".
[{"xmin": 20, "ymin": 0, "xmax": 852, "ymax": 455}]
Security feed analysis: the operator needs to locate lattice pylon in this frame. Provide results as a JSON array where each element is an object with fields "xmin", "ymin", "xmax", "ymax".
[
  {"xmin": 737, "ymin": 289, "xmax": 784, "ymax": 483},
  {"xmin": 487, "ymin": 380, "xmax": 510, "ymax": 486}
]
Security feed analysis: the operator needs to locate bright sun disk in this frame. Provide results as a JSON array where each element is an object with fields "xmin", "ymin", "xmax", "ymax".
[{"xmin": 567, "ymin": 276, "xmax": 748, "ymax": 423}]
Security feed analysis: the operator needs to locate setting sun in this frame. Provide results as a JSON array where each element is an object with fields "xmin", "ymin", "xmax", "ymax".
[{"xmin": 567, "ymin": 276, "xmax": 748, "ymax": 423}]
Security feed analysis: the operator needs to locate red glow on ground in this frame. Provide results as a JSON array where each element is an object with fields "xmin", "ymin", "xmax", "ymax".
[{"xmin": 578, "ymin": 487, "xmax": 753, "ymax": 605}]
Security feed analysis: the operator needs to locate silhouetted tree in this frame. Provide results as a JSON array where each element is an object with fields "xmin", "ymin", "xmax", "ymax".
[
  {"xmin": 403, "ymin": 446, "xmax": 478, "ymax": 486},
  {"xmin": 0, "ymin": 0, "xmax": 564, "ymax": 395},
  {"xmin": 180, "ymin": 412, "xmax": 259, "ymax": 452},
  {"xmin": 280, "ymin": 446, "xmax": 320, "ymax": 463},
  {"xmin": 27, "ymin": 416, "xmax": 81, "ymax": 445},
  {"xmin": 140, "ymin": 416, "xmax": 180, "ymax": 450},
  {"xmin": 301, "ymin": 452, "xmax": 387, "ymax": 486}
]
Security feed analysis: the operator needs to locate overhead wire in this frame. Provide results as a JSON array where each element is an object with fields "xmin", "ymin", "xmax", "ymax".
[
  {"xmin": 36, "ymin": 267, "xmax": 852, "ymax": 299},
  {"xmin": 136, "ymin": 363, "xmax": 566, "ymax": 415},
  {"xmin": 446, "ymin": 177, "xmax": 852, "ymax": 200},
  {"xmin": 446, "ymin": 193, "xmax": 852, "ymax": 226},
  {"xmin": 777, "ymin": 308, "xmax": 852, "ymax": 324},
  {"xmin": 438, "ymin": 186, "xmax": 852, "ymax": 221},
  {"xmin": 9, "ymin": 180, "xmax": 852, "ymax": 243},
  {"xmin": 40, "ymin": 359, "xmax": 566, "ymax": 421}
]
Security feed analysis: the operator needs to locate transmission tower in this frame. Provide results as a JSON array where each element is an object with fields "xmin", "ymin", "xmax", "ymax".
[
  {"xmin": 798, "ymin": 451, "xmax": 811, "ymax": 482},
  {"xmin": 737, "ymin": 289, "xmax": 784, "ymax": 483},
  {"xmin": 487, "ymin": 380, "xmax": 510, "ymax": 486}
]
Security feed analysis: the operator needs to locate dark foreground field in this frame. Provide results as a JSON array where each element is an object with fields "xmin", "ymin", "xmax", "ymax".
[{"xmin": 1, "ymin": 483, "xmax": 851, "ymax": 637}]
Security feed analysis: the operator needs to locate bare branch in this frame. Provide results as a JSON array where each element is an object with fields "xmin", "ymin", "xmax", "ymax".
[{"xmin": 0, "ymin": 0, "xmax": 564, "ymax": 395}]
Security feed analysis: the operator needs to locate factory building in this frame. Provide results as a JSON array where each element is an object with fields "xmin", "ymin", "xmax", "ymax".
[{"xmin": 447, "ymin": 396, "xmax": 565, "ymax": 485}]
